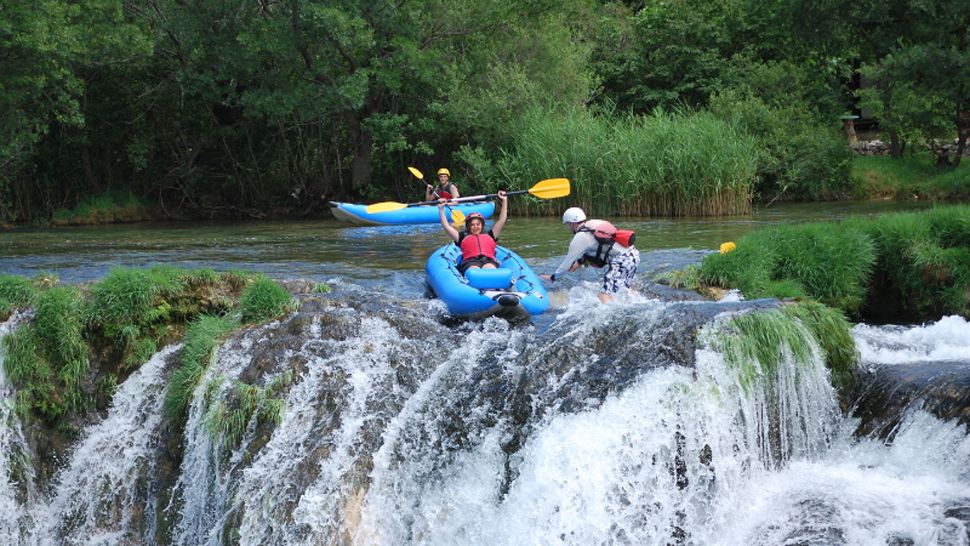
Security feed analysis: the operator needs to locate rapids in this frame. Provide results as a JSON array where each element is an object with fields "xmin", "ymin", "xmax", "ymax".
[{"xmin": 1, "ymin": 281, "xmax": 969, "ymax": 545}]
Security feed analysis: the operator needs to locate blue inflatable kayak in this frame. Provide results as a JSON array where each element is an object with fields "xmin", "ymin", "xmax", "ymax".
[
  {"xmin": 329, "ymin": 201, "xmax": 495, "ymax": 225},
  {"xmin": 425, "ymin": 244, "xmax": 550, "ymax": 320}
]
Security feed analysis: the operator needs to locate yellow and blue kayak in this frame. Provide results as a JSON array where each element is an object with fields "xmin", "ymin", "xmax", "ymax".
[
  {"xmin": 329, "ymin": 201, "xmax": 495, "ymax": 225},
  {"xmin": 425, "ymin": 244, "xmax": 550, "ymax": 320}
]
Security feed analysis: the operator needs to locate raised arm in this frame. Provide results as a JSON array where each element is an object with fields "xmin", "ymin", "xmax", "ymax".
[
  {"xmin": 490, "ymin": 191, "xmax": 508, "ymax": 238},
  {"xmin": 438, "ymin": 200, "xmax": 460, "ymax": 242}
]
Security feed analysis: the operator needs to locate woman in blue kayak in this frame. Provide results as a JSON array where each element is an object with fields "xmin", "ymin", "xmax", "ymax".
[{"xmin": 438, "ymin": 191, "xmax": 508, "ymax": 274}]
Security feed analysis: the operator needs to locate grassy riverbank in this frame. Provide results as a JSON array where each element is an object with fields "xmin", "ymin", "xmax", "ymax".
[
  {"xmin": 697, "ymin": 205, "xmax": 970, "ymax": 323},
  {"xmin": 852, "ymin": 156, "xmax": 970, "ymax": 202}
]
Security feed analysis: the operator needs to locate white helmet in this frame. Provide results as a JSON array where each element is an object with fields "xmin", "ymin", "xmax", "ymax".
[{"xmin": 562, "ymin": 207, "xmax": 586, "ymax": 224}]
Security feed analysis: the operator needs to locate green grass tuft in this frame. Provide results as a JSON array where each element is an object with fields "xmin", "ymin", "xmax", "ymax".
[
  {"xmin": 0, "ymin": 275, "xmax": 38, "ymax": 320},
  {"xmin": 714, "ymin": 302, "xmax": 857, "ymax": 391},
  {"xmin": 782, "ymin": 302, "xmax": 857, "ymax": 388},
  {"xmin": 165, "ymin": 315, "xmax": 240, "ymax": 419},
  {"xmin": 240, "ymin": 277, "xmax": 296, "ymax": 323},
  {"xmin": 50, "ymin": 190, "xmax": 151, "ymax": 226},
  {"xmin": 3, "ymin": 287, "xmax": 89, "ymax": 422}
]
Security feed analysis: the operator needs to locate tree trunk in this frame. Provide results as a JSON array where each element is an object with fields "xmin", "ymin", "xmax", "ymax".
[
  {"xmin": 343, "ymin": 111, "xmax": 373, "ymax": 191},
  {"xmin": 954, "ymin": 106, "xmax": 969, "ymax": 168},
  {"xmin": 889, "ymin": 129, "xmax": 903, "ymax": 158}
]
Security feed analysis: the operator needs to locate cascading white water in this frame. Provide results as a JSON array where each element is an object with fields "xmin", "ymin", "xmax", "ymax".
[
  {"xmin": 27, "ymin": 344, "xmax": 180, "ymax": 545},
  {"xmin": 5, "ymin": 293, "xmax": 969, "ymax": 545},
  {"xmin": 169, "ymin": 323, "xmax": 272, "ymax": 544},
  {"xmin": 0, "ymin": 312, "xmax": 38, "ymax": 544},
  {"xmin": 353, "ymin": 303, "xmax": 847, "ymax": 546}
]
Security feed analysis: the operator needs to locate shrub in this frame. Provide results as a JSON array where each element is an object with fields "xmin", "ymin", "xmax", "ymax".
[{"xmin": 709, "ymin": 91, "xmax": 855, "ymax": 202}]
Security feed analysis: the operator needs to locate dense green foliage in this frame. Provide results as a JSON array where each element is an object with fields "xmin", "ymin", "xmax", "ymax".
[
  {"xmin": 699, "ymin": 206, "xmax": 970, "ymax": 322},
  {"xmin": 1, "ymin": 267, "xmax": 296, "ymax": 430},
  {"xmin": 854, "ymin": 1, "xmax": 969, "ymax": 165},
  {"xmin": 1, "ymin": 0, "xmax": 966, "ymax": 223}
]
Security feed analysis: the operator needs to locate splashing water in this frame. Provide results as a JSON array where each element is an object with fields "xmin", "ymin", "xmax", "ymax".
[
  {"xmin": 853, "ymin": 315, "xmax": 970, "ymax": 366},
  {"xmin": 0, "ymin": 312, "xmax": 37, "ymax": 543},
  {"xmin": 24, "ymin": 344, "xmax": 180, "ymax": 545},
  {"xmin": 3, "ymin": 292, "xmax": 968, "ymax": 545}
]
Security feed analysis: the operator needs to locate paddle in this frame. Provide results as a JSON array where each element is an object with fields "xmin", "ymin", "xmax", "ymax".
[{"xmin": 366, "ymin": 178, "xmax": 570, "ymax": 214}]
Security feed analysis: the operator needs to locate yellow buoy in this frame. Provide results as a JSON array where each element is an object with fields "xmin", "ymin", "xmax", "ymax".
[{"xmin": 720, "ymin": 241, "xmax": 736, "ymax": 254}]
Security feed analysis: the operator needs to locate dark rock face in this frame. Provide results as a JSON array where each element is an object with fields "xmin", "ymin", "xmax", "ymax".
[{"xmin": 844, "ymin": 360, "xmax": 970, "ymax": 438}]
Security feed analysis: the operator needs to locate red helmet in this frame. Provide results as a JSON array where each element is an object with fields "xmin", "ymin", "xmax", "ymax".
[{"xmin": 465, "ymin": 212, "xmax": 485, "ymax": 229}]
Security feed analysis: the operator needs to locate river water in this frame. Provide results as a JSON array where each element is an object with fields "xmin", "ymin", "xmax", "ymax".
[
  {"xmin": 4, "ymin": 200, "xmax": 969, "ymax": 545},
  {"xmin": 1, "ymin": 201, "xmax": 928, "ymax": 288}
]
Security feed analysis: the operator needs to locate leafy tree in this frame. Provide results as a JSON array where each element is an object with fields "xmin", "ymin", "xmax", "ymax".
[
  {"xmin": 852, "ymin": 0, "xmax": 970, "ymax": 166},
  {"xmin": 0, "ymin": 0, "xmax": 149, "ymax": 221}
]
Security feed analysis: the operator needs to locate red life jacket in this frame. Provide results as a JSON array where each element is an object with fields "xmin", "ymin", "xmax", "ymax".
[
  {"xmin": 435, "ymin": 184, "xmax": 457, "ymax": 200},
  {"xmin": 459, "ymin": 233, "xmax": 497, "ymax": 261}
]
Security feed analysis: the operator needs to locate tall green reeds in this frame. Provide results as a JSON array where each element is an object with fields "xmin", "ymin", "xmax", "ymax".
[{"xmin": 467, "ymin": 107, "xmax": 758, "ymax": 217}]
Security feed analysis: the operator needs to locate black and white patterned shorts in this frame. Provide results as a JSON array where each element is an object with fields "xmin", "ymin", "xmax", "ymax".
[{"xmin": 603, "ymin": 248, "xmax": 640, "ymax": 294}]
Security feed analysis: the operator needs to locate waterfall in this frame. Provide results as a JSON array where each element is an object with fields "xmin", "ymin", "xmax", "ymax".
[
  {"xmin": 4, "ymin": 295, "xmax": 969, "ymax": 545},
  {"xmin": 353, "ymin": 304, "xmax": 845, "ymax": 545},
  {"xmin": 27, "ymin": 344, "xmax": 180, "ymax": 545},
  {"xmin": 1, "ymin": 312, "xmax": 37, "ymax": 543}
]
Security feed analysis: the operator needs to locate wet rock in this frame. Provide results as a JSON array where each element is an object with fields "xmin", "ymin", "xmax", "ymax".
[{"xmin": 844, "ymin": 360, "xmax": 970, "ymax": 438}]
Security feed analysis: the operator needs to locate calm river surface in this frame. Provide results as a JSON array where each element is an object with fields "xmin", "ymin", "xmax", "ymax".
[{"xmin": 1, "ymin": 201, "xmax": 929, "ymax": 289}]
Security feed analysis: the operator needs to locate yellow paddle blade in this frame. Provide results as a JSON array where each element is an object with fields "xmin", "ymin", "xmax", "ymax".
[
  {"xmin": 529, "ymin": 178, "xmax": 571, "ymax": 199},
  {"xmin": 408, "ymin": 166, "xmax": 424, "ymax": 180},
  {"xmin": 450, "ymin": 209, "xmax": 465, "ymax": 226},
  {"xmin": 365, "ymin": 201, "xmax": 407, "ymax": 214}
]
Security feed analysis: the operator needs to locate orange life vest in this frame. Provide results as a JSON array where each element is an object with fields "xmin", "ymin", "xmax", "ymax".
[{"xmin": 459, "ymin": 233, "xmax": 497, "ymax": 261}]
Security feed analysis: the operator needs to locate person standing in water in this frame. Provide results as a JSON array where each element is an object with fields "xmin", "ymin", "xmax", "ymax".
[
  {"xmin": 540, "ymin": 207, "xmax": 640, "ymax": 303},
  {"xmin": 438, "ymin": 191, "xmax": 508, "ymax": 274},
  {"xmin": 426, "ymin": 168, "xmax": 460, "ymax": 200}
]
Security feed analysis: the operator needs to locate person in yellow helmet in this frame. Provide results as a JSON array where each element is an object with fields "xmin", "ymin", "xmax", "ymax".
[{"xmin": 425, "ymin": 168, "xmax": 460, "ymax": 201}]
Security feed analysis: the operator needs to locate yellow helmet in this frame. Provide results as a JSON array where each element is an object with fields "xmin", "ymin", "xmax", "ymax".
[{"xmin": 437, "ymin": 168, "xmax": 450, "ymax": 176}]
